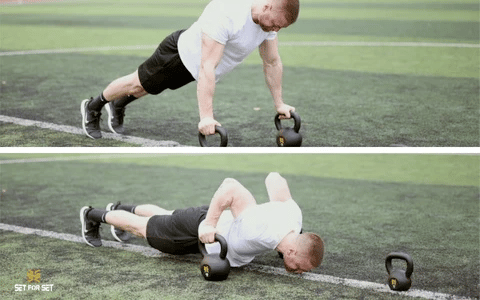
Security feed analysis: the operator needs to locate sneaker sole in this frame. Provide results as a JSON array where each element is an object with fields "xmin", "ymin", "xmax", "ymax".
[
  {"xmin": 106, "ymin": 203, "xmax": 121, "ymax": 242},
  {"xmin": 80, "ymin": 99, "xmax": 101, "ymax": 140},
  {"xmin": 105, "ymin": 103, "xmax": 123, "ymax": 135},
  {"xmin": 80, "ymin": 206, "xmax": 101, "ymax": 247},
  {"xmin": 106, "ymin": 202, "xmax": 127, "ymax": 242}
]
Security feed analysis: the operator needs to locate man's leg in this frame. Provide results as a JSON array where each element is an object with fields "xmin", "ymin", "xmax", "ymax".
[
  {"xmin": 81, "ymin": 70, "xmax": 148, "ymax": 139},
  {"xmin": 81, "ymin": 30, "xmax": 193, "ymax": 138},
  {"xmin": 133, "ymin": 204, "xmax": 174, "ymax": 217},
  {"xmin": 80, "ymin": 205, "xmax": 155, "ymax": 247},
  {"xmin": 106, "ymin": 202, "xmax": 173, "ymax": 242},
  {"xmin": 105, "ymin": 204, "xmax": 174, "ymax": 239},
  {"xmin": 103, "ymin": 70, "xmax": 148, "ymax": 101},
  {"xmin": 103, "ymin": 70, "xmax": 150, "ymax": 134},
  {"xmin": 104, "ymin": 210, "xmax": 150, "ymax": 238}
]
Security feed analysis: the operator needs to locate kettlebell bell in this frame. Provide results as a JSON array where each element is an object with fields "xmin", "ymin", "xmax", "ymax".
[
  {"xmin": 385, "ymin": 252, "xmax": 414, "ymax": 291},
  {"xmin": 198, "ymin": 125, "xmax": 228, "ymax": 147},
  {"xmin": 198, "ymin": 233, "xmax": 230, "ymax": 281},
  {"xmin": 274, "ymin": 111, "xmax": 302, "ymax": 147}
]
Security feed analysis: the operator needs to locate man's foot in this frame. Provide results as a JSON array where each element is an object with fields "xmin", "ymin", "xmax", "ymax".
[
  {"xmin": 105, "ymin": 102, "xmax": 125, "ymax": 134},
  {"xmin": 81, "ymin": 98, "xmax": 102, "ymax": 139},
  {"xmin": 80, "ymin": 206, "xmax": 102, "ymax": 247},
  {"xmin": 106, "ymin": 202, "xmax": 132, "ymax": 242}
]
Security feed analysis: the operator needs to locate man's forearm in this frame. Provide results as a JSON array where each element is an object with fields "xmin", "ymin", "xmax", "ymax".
[
  {"xmin": 264, "ymin": 59, "xmax": 284, "ymax": 108},
  {"xmin": 197, "ymin": 65, "xmax": 216, "ymax": 120}
]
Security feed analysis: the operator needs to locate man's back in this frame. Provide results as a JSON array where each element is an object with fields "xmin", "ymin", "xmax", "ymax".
[
  {"xmin": 205, "ymin": 199, "xmax": 302, "ymax": 266},
  {"xmin": 178, "ymin": 0, "xmax": 277, "ymax": 81}
]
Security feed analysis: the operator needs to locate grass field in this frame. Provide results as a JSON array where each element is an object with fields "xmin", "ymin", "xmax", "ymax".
[
  {"xmin": 0, "ymin": 154, "xmax": 478, "ymax": 299},
  {"xmin": 1, "ymin": 0, "xmax": 478, "ymax": 146}
]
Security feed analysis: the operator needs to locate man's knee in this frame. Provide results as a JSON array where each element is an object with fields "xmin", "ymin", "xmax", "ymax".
[
  {"xmin": 135, "ymin": 204, "xmax": 174, "ymax": 216},
  {"xmin": 128, "ymin": 70, "xmax": 148, "ymax": 97},
  {"xmin": 132, "ymin": 216, "xmax": 149, "ymax": 238},
  {"xmin": 106, "ymin": 210, "xmax": 149, "ymax": 238}
]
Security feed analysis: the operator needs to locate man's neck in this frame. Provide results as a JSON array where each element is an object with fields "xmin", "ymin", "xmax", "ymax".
[{"xmin": 276, "ymin": 231, "xmax": 297, "ymax": 254}]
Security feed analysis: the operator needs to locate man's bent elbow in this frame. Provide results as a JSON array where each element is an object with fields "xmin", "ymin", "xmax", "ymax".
[
  {"xmin": 222, "ymin": 177, "xmax": 240, "ymax": 187},
  {"xmin": 220, "ymin": 178, "xmax": 245, "ymax": 199},
  {"xmin": 265, "ymin": 172, "xmax": 282, "ymax": 183}
]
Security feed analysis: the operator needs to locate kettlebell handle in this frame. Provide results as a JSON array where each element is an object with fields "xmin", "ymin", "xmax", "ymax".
[
  {"xmin": 385, "ymin": 252, "xmax": 414, "ymax": 278},
  {"xmin": 275, "ymin": 111, "xmax": 301, "ymax": 133},
  {"xmin": 198, "ymin": 125, "xmax": 228, "ymax": 147},
  {"xmin": 198, "ymin": 233, "xmax": 228, "ymax": 260}
]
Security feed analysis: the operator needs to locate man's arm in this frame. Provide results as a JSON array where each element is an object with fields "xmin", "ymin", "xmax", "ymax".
[
  {"xmin": 259, "ymin": 37, "xmax": 295, "ymax": 119},
  {"xmin": 199, "ymin": 178, "xmax": 256, "ymax": 243},
  {"xmin": 265, "ymin": 172, "xmax": 293, "ymax": 203},
  {"xmin": 197, "ymin": 33, "xmax": 225, "ymax": 135}
]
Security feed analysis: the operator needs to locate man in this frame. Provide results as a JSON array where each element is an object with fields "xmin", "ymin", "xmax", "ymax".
[
  {"xmin": 80, "ymin": 172, "xmax": 324, "ymax": 274},
  {"xmin": 81, "ymin": 0, "xmax": 299, "ymax": 140}
]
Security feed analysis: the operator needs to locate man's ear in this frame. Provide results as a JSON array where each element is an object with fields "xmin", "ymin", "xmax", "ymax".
[
  {"xmin": 263, "ymin": 4, "xmax": 272, "ymax": 12},
  {"xmin": 285, "ymin": 247, "xmax": 296, "ymax": 257}
]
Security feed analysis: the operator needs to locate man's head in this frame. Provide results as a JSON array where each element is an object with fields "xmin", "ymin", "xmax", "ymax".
[
  {"xmin": 282, "ymin": 232, "xmax": 324, "ymax": 274},
  {"xmin": 254, "ymin": 0, "xmax": 300, "ymax": 32}
]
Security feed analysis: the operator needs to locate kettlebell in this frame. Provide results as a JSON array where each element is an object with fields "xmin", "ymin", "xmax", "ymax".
[
  {"xmin": 198, "ymin": 233, "xmax": 230, "ymax": 281},
  {"xmin": 198, "ymin": 125, "xmax": 228, "ymax": 147},
  {"xmin": 274, "ymin": 111, "xmax": 302, "ymax": 147},
  {"xmin": 385, "ymin": 252, "xmax": 414, "ymax": 291}
]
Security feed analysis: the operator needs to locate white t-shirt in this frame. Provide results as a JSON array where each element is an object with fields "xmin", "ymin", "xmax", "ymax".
[
  {"xmin": 203, "ymin": 199, "xmax": 303, "ymax": 267},
  {"xmin": 178, "ymin": 0, "xmax": 277, "ymax": 82}
]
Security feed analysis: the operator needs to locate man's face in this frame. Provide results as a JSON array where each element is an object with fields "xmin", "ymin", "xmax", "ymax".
[
  {"xmin": 258, "ymin": 8, "xmax": 290, "ymax": 32},
  {"xmin": 283, "ymin": 253, "xmax": 314, "ymax": 274}
]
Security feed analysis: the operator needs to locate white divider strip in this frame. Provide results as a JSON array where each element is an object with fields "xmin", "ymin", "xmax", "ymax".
[
  {"xmin": 1, "ymin": 42, "xmax": 478, "ymax": 56},
  {"xmin": 0, "ymin": 115, "xmax": 185, "ymax": 147}
]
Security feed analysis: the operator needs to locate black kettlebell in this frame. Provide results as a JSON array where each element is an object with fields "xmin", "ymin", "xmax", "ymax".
[
  {"xmin": 198, "ymin": 125, "xmax": 228, "ymax": 147},
  {"xmin": 274, "ymin": 111, "xmax": 302, "ymax": 147},
  {"xmin": 385, "ymin": 252, "xmax": 414, "ymax": 291},
  {"xmin": 198, "ymin": 233, "xmax": 230, "ymax": 281}
]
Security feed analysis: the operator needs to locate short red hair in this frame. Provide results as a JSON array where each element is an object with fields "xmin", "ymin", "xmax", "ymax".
[
  {"xmin": 298, "ymin": 232, "xmax": 324, "ymax": 268},
  {"xmin": 275, "ymin": 0, "xmax": 300, "ymax": 25}
]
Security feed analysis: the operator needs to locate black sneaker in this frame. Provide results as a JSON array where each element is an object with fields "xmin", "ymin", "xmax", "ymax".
[
  {"xmin": 81, "ymin": 98, "xmax": 102, "ymax": 139},
  {"xmin": 105, "ymin": 102, "xmax": 125, "ymax": 134},
  {"xmin": 106, "ymin": 202, "xmax": 131, "ymax": 242},
  {"xmin": 80, "ymin": 206, "xmax": 102, "ymax": 247}
]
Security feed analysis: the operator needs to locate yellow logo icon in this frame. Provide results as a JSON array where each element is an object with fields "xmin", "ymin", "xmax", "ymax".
[
  {"xmin": 279, "ymin": 137, "xmax": 285, "ymax": 146},
  {"xmin": 203, "ymin": 265, "xmax": 210, "ymax": 277},
  {"xmin": 27, "ymin": 269, "xmax": 41, "ymax": 283},
  {"xmin": 390, "ymin": 278, "xmax": 397, "ymax": 288}
]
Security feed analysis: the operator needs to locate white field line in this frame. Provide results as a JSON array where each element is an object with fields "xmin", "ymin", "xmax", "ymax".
[
  {"xmin": 0, "ymin": 154, "xmax": 177, "ymax": 164},
  {"xmin": 0, "ymin": 41, "xmax": 478, "ymax": 56},
  {"xmin": 0, "ymin": 155, "xmax": 116, "ymax": 164},
  {"xmin": 0, "ymin": 45, "xmax": 158, "ymax": 56},
  {"xmin": 0, "ymin": 115, "xmax": 186, "ymax": 147},
  {"xmin": 0, "ymin": 0, "xmax": 90, "ymax": 6},
  {"xmin": 0, "ymin": 223, "xmax": 473, "ymax": 300},
  {"xmin": 280, "ymin": 41, "xmax": 480, "ymax": 48}
]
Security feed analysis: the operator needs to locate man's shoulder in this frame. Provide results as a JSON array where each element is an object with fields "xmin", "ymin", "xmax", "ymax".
[
  {"xmin": 208, "ymin": 0, "xmax": 252, "ymax": 9},
  {"xmin": 205, "ymin": 0, "xmax": 252, "ymax": 21},
  {"xmin": 259, "ymin": 199, "xmax": 300, "ymax": 209}
]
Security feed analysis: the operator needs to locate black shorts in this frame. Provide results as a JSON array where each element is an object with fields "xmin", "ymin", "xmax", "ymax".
[
  {"xmin": 138, "ymin": 29, "xmax": 195, "ymax": 95},
  {"xmin": 146, "ymin": 205, "xmax": 209, "ymax": 255}
]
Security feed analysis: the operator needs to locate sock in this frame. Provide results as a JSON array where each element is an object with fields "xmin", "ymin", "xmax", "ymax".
[
  {"xmin": 86, "ymin": 208, "xmax": 108, "ymax": 223},
  {"xmin": 115, "ymin": 204, "xmax": 137, "ymax": 214},
  {"xmin": 87, "ymin": 93, "xmax": 109, "ymax": 111},
  {"xmin": 113, "ymin": 95, "xmax": 137, "ymax": 108}
]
